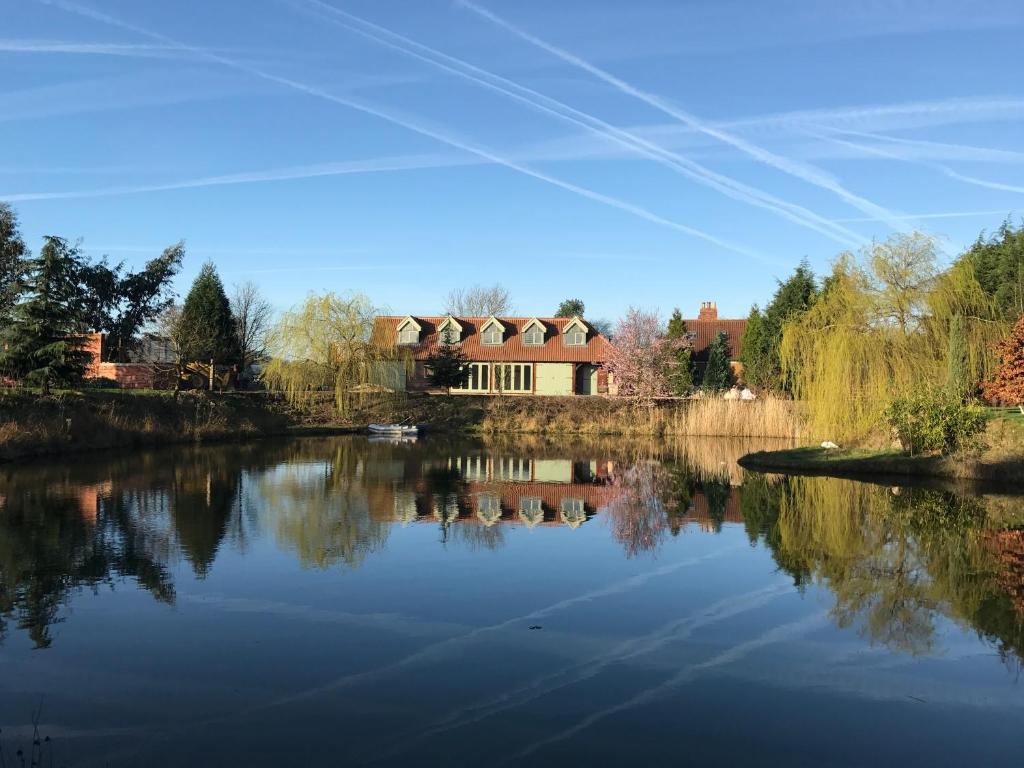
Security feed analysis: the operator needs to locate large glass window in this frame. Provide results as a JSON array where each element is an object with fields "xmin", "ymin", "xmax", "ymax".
[
  {"xmin": 397, "ymin": 327, "xmax": 418, "ymax": 344},
  {"xmin": 493, "ymin": 363, "xmax": 532, "ymax": 393},
  {"xmin": 482, "ymin": 327, "xmax": 503, "ymax": 345},
  {"xmin": 452, "ymin": 362, "xmax": 490, "ymax": 392}
]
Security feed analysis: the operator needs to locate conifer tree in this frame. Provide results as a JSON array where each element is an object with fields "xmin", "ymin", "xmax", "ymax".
[
  {"xmin": 703, "ymin": 331, "xmax": 734, "ymax": 391},
  {"xmin": 0, "ymin": 236, "xmax": 90, "ymax": 394},
  {"xmin": 177, "ymin": 262, "xmax": 238, "ymax": 371},
  {"xmin": 665, "ymin": 308, "xmax": 693, "ymax": 394},
  {"xmin": 426, "ymin": 328, "xmax": 470, "ymax": 390},
  {"xmin": 0, "ymin": 203, "xmax": 28, "ymax": 322},
  {"xmin": 983, "ymin": 313, "xmax": 1024, "ymax": 412}
]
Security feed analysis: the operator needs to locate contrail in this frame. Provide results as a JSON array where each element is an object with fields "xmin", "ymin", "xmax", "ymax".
[
  {"xmin": 460, "ymin": 0, "xmax": 910, "ymax": 232},
  {"xmin": 1, "ymin": 153, "xmax": 476, "ymax": 202},
  {"xmin": 834, "ymin": 209, "xmax": 1014, "ymax": 223},
  {"xmin": 508, "ymin": 611, "xmax": 828, "ymax": 763},
  {"xmin": 372, "ymin": 582, "xmax": 791, "ymax": 763},
  {"xmin": 36, "ymin": 0, "xmax": 768, "ymax": 264},
  {"xmin": 297, "ymin": 0, "xmax": 862, "ymax": 247},
  {"xmin": 809, "ymin": 127, "xmax": 1024, "ymax": 195}
]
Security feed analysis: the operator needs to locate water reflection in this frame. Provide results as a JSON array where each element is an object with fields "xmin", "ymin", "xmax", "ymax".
[{"xmin": 0, "ymin": 436, "xmax": 1022, "ymax": 669}]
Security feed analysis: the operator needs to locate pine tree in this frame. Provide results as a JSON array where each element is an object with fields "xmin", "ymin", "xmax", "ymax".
[
  {"xmin": 946, "ymin": 313, "xmax": 971, "ymax": 401},
  {"xmin": 178, "ymin": 262, "xmax": 238, "ymax": 370},
  {"xmin": 742, "ymin": 261, "xmax": 818, "ymax": 391},
  {"xmin": 664, "ymin": 308, "xmax": 693, "ymax": 394},
  {"xmin": 0, "ymin": 236, "xmax": 90, "ymax": 394},
  {"xmin": 555, "ymin": 298, "xmax": 585, "ymax": 318},
  {"xmin": 703, "ymin": 331, "xmax": 734, "ymax": 391},
  {"xmin": 983, "ymin": 313, "xmax": 1024, "ymax": 411},
  {"xmin": 426, "ymin": 328, "xmax": 470, "ymax": 390},
  {"xmin": 0, "ymin": 203, "xmax": 28, "ymax": 322},
  {"xmin": 739, "ymin": 306, "xmax": 770, "ymax": 388}
]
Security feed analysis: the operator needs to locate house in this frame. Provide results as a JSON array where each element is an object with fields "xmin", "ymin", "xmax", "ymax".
[
  {"xmin": 683, "ymin": 301, "xmax": 747, "ymax": 378},
  {"xmin": 84, "ymin": 332, "xmax": 177, "ymax": 389},
  {"xmin": 371, "ymin": 314, "xmax": 613, "ymax": 395}
]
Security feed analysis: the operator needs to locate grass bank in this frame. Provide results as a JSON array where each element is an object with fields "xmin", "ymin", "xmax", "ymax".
[
  {"xmin": 357, "ymin": 394, "xmax": 804, "ymax": 439},
  {"xmin": 0, "ymin": 389, "xmax": 292, "ymax": 462},
  {"xmin": 739, "ymin": 409, "xmax": 1024, "ymax": 486}
]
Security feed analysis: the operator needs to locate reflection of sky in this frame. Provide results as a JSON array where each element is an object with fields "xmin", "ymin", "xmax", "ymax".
[{"xmin": 0, "ymin": 442, "xmax": 1022, "ymax": 767}]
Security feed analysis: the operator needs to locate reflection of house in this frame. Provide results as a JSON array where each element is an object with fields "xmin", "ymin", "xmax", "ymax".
[
  {"xmin": 369, "ymin": 454, "xmax": 622, "ymax": 529},
  {"xmin": 684, "ymin": 302, "xmax": 747, "ymax": 377},
  {"xmin": 372, "ymin": 315, "xmax": 613, "ymax": 395},
  {"xmin": 671, "ymin": 488, "xmax": 743, "ymax": 533}
]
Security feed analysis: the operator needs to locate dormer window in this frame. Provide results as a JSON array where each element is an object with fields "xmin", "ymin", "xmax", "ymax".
[
  {"xmin": 396, "ymin": 316, "xmax": 422, "ymax": 345},
  {"xmin": 437, "ymin": 316, "xmax": 463, "ymax": 344},
  {"xmin": 480, "ymin": 317, "xmax": 505, "ymax": 346},
  {"xmin": 522, "ymin": 318, "xmax": 545, "ymax": 346},
  {"xmin": 563, "ymin": 317, "xmax": 587, "ymax": 347}
]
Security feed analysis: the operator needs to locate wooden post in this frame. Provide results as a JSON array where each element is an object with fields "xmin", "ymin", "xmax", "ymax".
[{"xmin": 209, "ymin": 358, "xmax": 214, "ymax": 391}]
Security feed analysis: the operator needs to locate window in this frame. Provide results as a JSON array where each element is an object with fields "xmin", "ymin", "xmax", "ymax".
[
  {"xmin": 519, "ymin": 497, "xmax": 544, "ymax": 527},
  {"xmin": 476, "ymin": 494, "xmax": 502, "ymax": 525},
  {"xmin": 493, "ymin": 363, "xmax": 532, "ymax": 393},
  {"xmin": 561, "ymin": 498, "xmax": 587, "ymax": 528},
  {"xmin": 452, "ymin": 362, "xmax": 490, "ymax": 392},
  {"xmin": 398, "ymin": 327, "xmax": 418, "ymax": 344},
  {"xmin": 565, "ymin": 329, "xmax": 589, "ymax": 348},
  {"xmin": 523, "ymin": 327, "xmax": 544, "ymax": 345},
  {"xmin": 482, "ymin": 327, "xmax": 503, "ymax": 345},
  {"xmin": 494, "ymin": 457, "xmax": 531, "ymax": 481}
]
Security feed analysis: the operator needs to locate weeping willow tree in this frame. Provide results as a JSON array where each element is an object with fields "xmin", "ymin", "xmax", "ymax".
[
  {"xmin": 780, "ymin": 234, "xmax": 944, "ymax": 442},
  {"xmin": 263, "ymin": 292, "xmax": 408, "ymax": 417}
]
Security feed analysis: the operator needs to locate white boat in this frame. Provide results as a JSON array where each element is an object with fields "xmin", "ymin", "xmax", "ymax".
[{"xmin": 368, "ymin": 423, "xmax": 419, "ymax": 436}]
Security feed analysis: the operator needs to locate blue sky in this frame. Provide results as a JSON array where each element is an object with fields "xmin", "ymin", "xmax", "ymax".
[{"xmin": 2, "ymin": 0, "xmax": 1023, "ymax": 321}]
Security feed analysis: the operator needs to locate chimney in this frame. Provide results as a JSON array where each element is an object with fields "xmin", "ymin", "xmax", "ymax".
[{"xmin": 698, "ymin": 301, "xmax": 718, "ymax": 321}]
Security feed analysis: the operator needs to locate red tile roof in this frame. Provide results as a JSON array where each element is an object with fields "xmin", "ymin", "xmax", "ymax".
[
  {"xmin": 373, "ymin": 316, "xmax": 613, "ymax": 363},
  {"xmin": 683, "ymin": 318, "xmax": 747, "ymax": 359}
]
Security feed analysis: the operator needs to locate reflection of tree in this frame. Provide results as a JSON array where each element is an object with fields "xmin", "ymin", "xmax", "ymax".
[
  {"xmin": 258, "ymin": 440, "xmax": 391, "ymax": 568},
  {"xmin": 0, "ymin": 476, "xmax": 175, "ymax": 649},
  {"xmin": 742, "ymin": 474, "xmax": 1024, "ymax": 663},
  {"xmin": 606, "ymin": 462, "xmax": 672, "ymax": 558},
  {"xmin": 168, "ymin": 453, "xmax": 239, "ymax": 578}
]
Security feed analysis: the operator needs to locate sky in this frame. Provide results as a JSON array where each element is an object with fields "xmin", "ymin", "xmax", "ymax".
[{"xmin": 2, "ymin": 0, "xmax": 1023, "ymax": 322}]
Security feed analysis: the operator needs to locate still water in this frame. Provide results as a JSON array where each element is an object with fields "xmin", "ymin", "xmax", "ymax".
[{"xmin": 1, "ymin": 435, "xmax": 1022, "ymax": 766}]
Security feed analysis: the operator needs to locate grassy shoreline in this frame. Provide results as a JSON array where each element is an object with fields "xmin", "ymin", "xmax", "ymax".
[
  {"xmin": 0, "ymin": 390, "xmax": 804, "ymax": 463},
  {"xmin": 740, "ymin": 411, "xmax": 1024, "ymax": 489}
]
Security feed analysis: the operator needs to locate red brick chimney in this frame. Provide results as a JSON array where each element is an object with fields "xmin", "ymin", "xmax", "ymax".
[{"xmin": 698, "ymin": 301, "xmax": 718, "ymax": 321}]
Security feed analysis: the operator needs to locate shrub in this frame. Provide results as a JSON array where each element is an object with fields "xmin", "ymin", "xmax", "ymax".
[
  {"xmin": 882, "ymin": 391, "xmax": 986, "ymax": 455},
  {"xmin": 84, "ymin": 376, "xmax": 121, "ymax": 389}
]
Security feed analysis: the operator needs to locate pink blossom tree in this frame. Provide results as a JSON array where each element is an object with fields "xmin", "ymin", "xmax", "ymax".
[{"xmin": 607, "ymin": 308, "xmax": 689, "ymax": 401}]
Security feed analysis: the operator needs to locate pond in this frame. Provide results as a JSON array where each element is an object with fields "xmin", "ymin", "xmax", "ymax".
[{"xmin": 1, "ymin": 435, "xmax": 1022, "ymax": 766}]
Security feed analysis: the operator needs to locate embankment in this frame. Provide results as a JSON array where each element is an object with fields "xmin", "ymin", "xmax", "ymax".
[
  {"xmin": 739, "ymin": 416, "xmax": 1024, "ymax": 487},
  {"xmin": 1, "ymin": 390, "xmax": 803, "ymax": 462},
  {"xmin": 0, "ymin": 390, "xmax": 293, "ymax": 462}
]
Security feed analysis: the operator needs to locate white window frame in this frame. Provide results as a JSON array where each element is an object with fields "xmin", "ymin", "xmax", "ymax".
[
  {"xmin": 493, "ymin": 363, "xmax": 533, "ymax": 393},
  {"xmin": 452, "ymin": 362, "xmax": 490, "ymax": 392},
  {"xmin": 482, "ymin": 328, "xmax": 503, "ymax": 345},
  {"xmin": 397, "ymin": 327, "xmax": 419, "ymax": 345},
  {"xmin": 523, "ymin": 328, "xmax": 544, "ymax": 345}
]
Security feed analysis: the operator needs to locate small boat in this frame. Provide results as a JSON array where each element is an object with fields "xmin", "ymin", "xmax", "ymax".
[{"xmin": 368, "ymin": 423, "xmax": 419, "ymax": 437}]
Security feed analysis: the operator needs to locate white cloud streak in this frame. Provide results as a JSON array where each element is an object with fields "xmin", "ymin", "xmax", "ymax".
[
  {"xmin": 461, "ymin": 1, "xmax": 910, "ymax": 231},
  {"xmin": 35, "ymin": 0, "xmax": 771, "ymax": 264},
  {"xmin": 0, "ymin": 38, "xmax": 188, "ymax": 58},
  {"xmin": 809, "ymin": 127, "xmax": 1024, "ymax": 195},
  {"xmin": 509, "ymin": 611, "xmax": 828, "ymax": 762},
  {"xmin": 833, "ymin": 209, "xmax": 1016, "ymax": 223},
  {"xmin": 296, "ymin": 0, "xmax": 862, "ymax": 247},
  {"xmin": 0, "ymin": 153, "xmax": 476, "ymax": 202}
]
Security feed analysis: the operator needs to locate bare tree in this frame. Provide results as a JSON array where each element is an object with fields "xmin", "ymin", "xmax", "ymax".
[
  {"xmin": 443, "ymin": 283, "xmax": 513, "ymax": 317},
  {"xmin": 231, "ymin": 281, "xmax": 273, "ymax": 369}
]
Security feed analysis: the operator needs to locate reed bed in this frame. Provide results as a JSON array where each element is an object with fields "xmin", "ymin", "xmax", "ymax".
[{"xmin": 476, "ymin": 394, "xmax": 805, "ymax": 440}]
